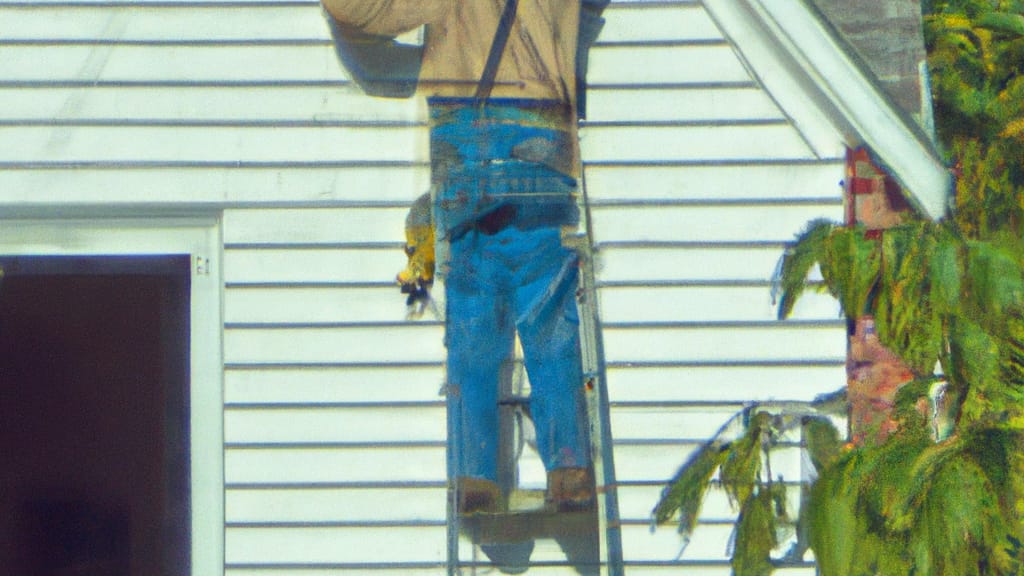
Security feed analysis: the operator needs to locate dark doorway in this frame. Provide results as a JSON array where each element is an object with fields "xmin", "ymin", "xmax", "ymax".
[{"xmin": 0, "ymin": 256, "xmax": 191, "ymax": 576}]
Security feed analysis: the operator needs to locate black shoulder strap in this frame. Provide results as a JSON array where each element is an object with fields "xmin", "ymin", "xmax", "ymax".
[{"xmin": 476, "ymin": 0, "xmax": 520, "ymax": 101}]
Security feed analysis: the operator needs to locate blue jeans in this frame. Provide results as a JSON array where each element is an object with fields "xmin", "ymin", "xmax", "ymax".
[
  {"xmin": 432, "ymin": 99, "xmax": 590, "ymax": 484},
  {"xmin": 445, "ymin": 225, "xmax": 591, "ymax": 482},
  {"xmin": 429, "ymin": 98, "xmax": 579, "ymax": 241}
]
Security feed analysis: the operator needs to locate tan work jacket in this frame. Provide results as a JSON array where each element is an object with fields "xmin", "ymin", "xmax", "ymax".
[{"xmin": 322, "ymin": 0, "xmax": 582, "ymax": 104}]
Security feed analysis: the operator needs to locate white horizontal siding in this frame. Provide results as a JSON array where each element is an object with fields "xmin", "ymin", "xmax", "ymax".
[
  {"xmin": 224, "ymin": 475, "xmax": 805, "ymax": 527},
  {"xmin": 222, "ymin": 523, "xmax": 801, "ymax": 567},
  {"xmin": 603, "ymin": 325, "xmax": 844, "ymax": 364},
  {"xmin": 0, "ymin": 0, "xmax": 847, "ymax": 572},
  {"xmin": 601, "ymin": 3, "xmax": 720, "ymax": 43},
  {"xmin": 224, "ymin": 366, "xmax": 445, "ymax": 404},
  {"xmin": 582, "ymin": 123, "xmax": 814, "ymax": 163},
  {"xmin": 2, "ymin": 85, "xmax": 782, "ymax": 124},
  {"xmin": 222, "ymin": 203, "xmax": 845, "ymax": 247},
  {"xmin": 226, "ymin": 405, "xmax": 775, "ymax": 448},
  {"xmin": 0, "ymin": 6, "xmax": 328, "ymax": 41},
  {"xmin": 0, "ymin": 0, "xmax": 314, "ymax": 4},
  {"xmin": 0, "ymin": 159, "xmax": 847, "ymax": 212},
  {"xmin": 618, "ymin": 565, "xmax": 811, "ymax": 569},
  {"xmin": 0, "ymin": 2, "xmax": 711, "ymax": 43},
  {"xmin": 613, "ymin": 445, "xmax": 803, "ymax": 485},
  {"xmin": 576, "ymin": 2, "xmax": 847, "ymax": 570},
  {"xmin": 586, "ymin": 87, "xmax": 784, "ymax": 123},
  {"xmin": 590, "ymin": 203, "xmax": 842, "ymax": 244},
  {"xmin": 589, "ymin": 45, "xmax": 750, "ymax": 85},
  {"xmin": 221, "ymin": 194, "xmax": 448, "ymax": 573},
  {"xmin": 224, "ymin": 248, "xmax": 405, "ymax": 285},
  {"xmin": 0, "ymin": 45, "xmax": 723, "ymax": 86},
  {"xmin": 226, "ymin": 570, "xmax": 448, "ymax": 576},
  {"xmin": 226, "ymin": 446, "xmax": 446, "ymax": 485},
  {"xmin": 225, "ymin": 526, "xmax": 447, "ymax": 565},
  {"xmin": 226, "ymin": 443, "xmax": 792, "ymax": 487},
  {"xmin": 0, "ymin": 86, "xmax": 425, "ymax": 123},
  {"xmin": 617, "ymin": 483, "xmax": 804, "ymax": 525},
  {"xmin": 223, "ymin": 208, "xmax": 407, "ymax": 245},
  {"xmin": 0, "ymin": 45, "xmax": 345, "ymax": 83},
  {"xmin": 601, "ymin": 285, "xmax": 840, "ymax": 323},
  {"xmin": 225, "ymin": 406, "xmax": 447, "ymax": 443},
  {"xmin": 2, "ymin": 125, "xmax": 427, "ymax": 164},
  {"xmin": 224, "ymin": 325, "xmax": 445, "ymax": 365},
  {"xmin": 0, "ymin": 167, "xmax": 431, "ymax": 208},
  {"xmin": 584, "ymin": 162, "xmax": 844, "ymax": 203},
  {"xmin": 226, "ymin": 284, "xmax": 840, "ymax": 325},
  {"xmin": 226, "ymin": 286, "xmax": 421, "ymax": 324},
  {"xmin": 597, "ymin": 244, "xmax": 790, "ymax": 283},
  {"xmin": 226, "ymin": 486, "xmax": 446, "ymax": 523},
  {"xmin": 606, "ymin": 364, "xmax": 846, "ymax": 404},
  {"xmin": 4, "ymin": 116, "xmax": 819, "ymax": 165},
  {"xmin": 223, "ymin": 568, "xmax": 813, "ymax": 576}
]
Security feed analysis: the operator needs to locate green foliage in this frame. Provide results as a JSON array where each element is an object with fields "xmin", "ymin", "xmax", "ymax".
[
  {"xmin": 875, "ymin": 224, "xmax": 945, "ymax": 376},
  {"xmin": 720, "ymin": 412, "xmax": 770, "ymax": 507},
  {"xmin": 917, "ymin": 456, "xmax": 1019, "ymax": 575},
  {"xmin": 767, "ymin": 122, "xmax": 1024, "ymax": 576},
  {"xmin": 653, "ymin": 407, "xmax": 855, "ymax": 575},
  {"xmin": 892, "ymin": 433, "xmax": 1022, "ymax": 576},
  {"xmin": 805, "ymin": 450, "xmax": 866, "ymax": 576},
  {"xmin": 926, "ymin": 0, "xmax": 1024, "ymax": 239},
  {"xmin": 654, "ymin": 398, "xmax": 1024, "ymax": 576},
  {"xmin": 778, "ymin": 221, "xmax": 940, "ymax": 377},
  {"xmin": 776, "ymin": 220, "xmax": 880, "ymax": 322},
  {"xmin": 653, "ymin": 409, "xmax": 802, "ymax": 576},
  {"xmin": 732, "ymin": 487, "xmax": 782, "ymax": 576},
  {"xmin": 770, "ymin": 217, "xmax": 1024, "ymax": 573},
  {"xmin": 653, "ymin": 438, "xmax": 727, "ymax": 538},
  {"xmin": 657, "ymin": 3, "xmax": 1024, "ymax": 574},
  {"xmin": 819, "ymin": 226, "xmax": 882, "ymax": 321},
  {"xmin": 1001, "ymin": 311, "xmax": 1024, "ymax": 395},
  {"xmin": 776, "ymin": 219, "xmax": 833, "ymax": 320},
  {"xmin": 802, "ymin": 416, "xmax": 843, "ymax": 472},
  {"xmin": 948, "ymin": 317, "xmax": 1004, "ymax": 425},
  {"xmin": 961, "ymin": 241, "xmax": 1024, "ymax": 331},
  {"xmin": 807, "ymin": 426, "xmax": 1023, "ymax": 576}
]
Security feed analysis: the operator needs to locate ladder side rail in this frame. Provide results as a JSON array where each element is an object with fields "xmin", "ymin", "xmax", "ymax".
[{"xmin": 573, "ymin": 160, "xmax": 626, "ymax": 576}]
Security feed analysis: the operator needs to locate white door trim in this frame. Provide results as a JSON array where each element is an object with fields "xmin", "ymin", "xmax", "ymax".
[{"xmin": 0, "ymin": 216, "xmax": 225, "ymax": 576}]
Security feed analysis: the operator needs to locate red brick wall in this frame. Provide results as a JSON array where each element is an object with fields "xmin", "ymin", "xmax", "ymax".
[{"xmin": 844, "ymin": 148, "xmax": 916, "ymax": 445}]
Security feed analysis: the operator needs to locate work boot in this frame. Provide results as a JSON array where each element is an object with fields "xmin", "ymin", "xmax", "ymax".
[
  {"xmin": 546, "ymin": 467, "xmax": 595, "ymax": 512},
  {"xmin": 455, "ymin": 477, "xmax": 501, "ymax": 515}
]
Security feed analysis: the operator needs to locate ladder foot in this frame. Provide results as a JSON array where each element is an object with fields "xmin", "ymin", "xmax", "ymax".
[{"xmin": 479, "ymin": 541, "xmax": 535, "ymax": 575}]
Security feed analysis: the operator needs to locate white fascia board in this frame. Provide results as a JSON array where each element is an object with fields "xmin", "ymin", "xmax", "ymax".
[
  {"xmin": 703, "ymin": 0, "xmax": 952, "ymax": 220},
  {"xmin": 702, "ymin": 0, "xmax": 847, "ymax": 162}
]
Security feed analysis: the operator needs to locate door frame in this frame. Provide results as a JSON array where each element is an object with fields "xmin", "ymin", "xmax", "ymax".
[{"xmin": 0, "ymin": 216, "xmax": 224, "ymax": 575}]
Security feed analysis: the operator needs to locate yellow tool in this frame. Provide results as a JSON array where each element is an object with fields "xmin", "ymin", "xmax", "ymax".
[{"xmin": 397, "ymin": 193, "xmax": 436, "ymax": 316}]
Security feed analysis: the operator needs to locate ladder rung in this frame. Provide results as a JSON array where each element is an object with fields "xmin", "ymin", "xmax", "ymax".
[
  {"xmin": 498, "ymin": 395, "xmax": 531, "ymax": 406},
  {"xmin": 460, "ymin": 507, "xmax": 599, "ymax": 544}
]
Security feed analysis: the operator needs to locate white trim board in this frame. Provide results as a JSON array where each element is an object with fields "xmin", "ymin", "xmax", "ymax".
[
  {"xmin": 703, "ymin": 0, "xmax": 952, "ymax": 220},
  {"xmin": 0, "ymin": 217, "xmax": 225, "ymax": 576}
]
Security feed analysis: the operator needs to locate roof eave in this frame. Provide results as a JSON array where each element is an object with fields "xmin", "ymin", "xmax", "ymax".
[{"xmin": 704, "ymin": 0, "xmax": 952, "ymax": 221}]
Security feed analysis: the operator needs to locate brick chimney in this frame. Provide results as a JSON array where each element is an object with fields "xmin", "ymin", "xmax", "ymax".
[{"xmin": 810, "ymin": 0, "xmax": 934, "ymax": 446}]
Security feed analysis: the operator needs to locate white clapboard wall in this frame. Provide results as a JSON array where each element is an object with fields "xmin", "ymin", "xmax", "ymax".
[{"xmin": 0, "ymin": 0, "xmax": 849, "ymax": 573}]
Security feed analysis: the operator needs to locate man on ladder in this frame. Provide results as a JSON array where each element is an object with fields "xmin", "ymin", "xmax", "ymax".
[{"xmin": 321, "ymin": 1, "xmax": 616, "ymax": 571}]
